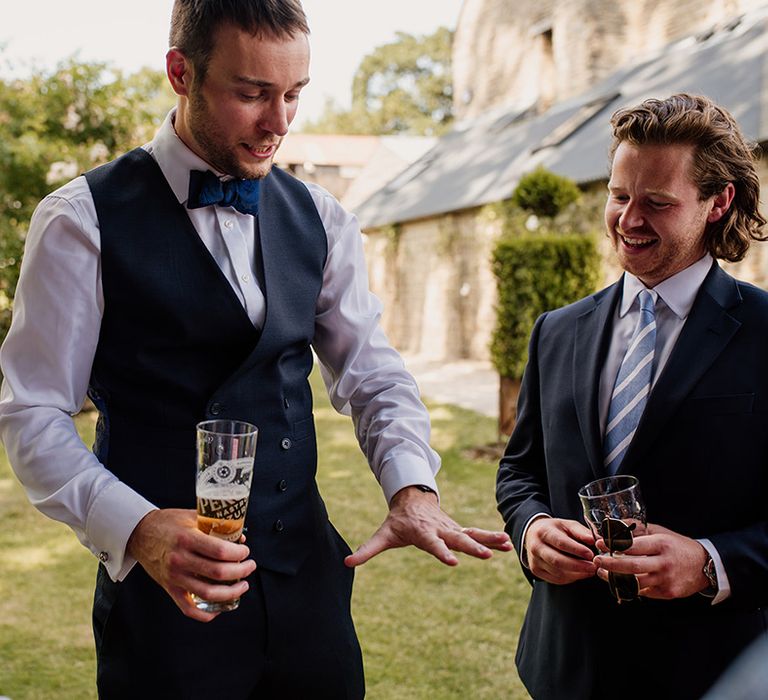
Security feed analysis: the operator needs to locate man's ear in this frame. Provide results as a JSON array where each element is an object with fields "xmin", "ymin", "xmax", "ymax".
[
  {"xmin": 707, "ymin": 182, "xmax": 736, "ymax": 223},
  {"xmin": 166, "ymin": 48, "xmax": 193, "ymax": 97}
]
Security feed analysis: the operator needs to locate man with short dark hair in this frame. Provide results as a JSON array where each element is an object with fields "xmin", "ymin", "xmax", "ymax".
[
  {"xmin": 496, "ymin": 93, "xmax": 768, "ymax": 699},
  {"xmin": 0, "ymin": 1, "xmax": 510, "ymax": 697}
]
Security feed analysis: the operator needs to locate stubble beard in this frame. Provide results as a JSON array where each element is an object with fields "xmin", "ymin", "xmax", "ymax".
[{"xmin": 187, "ymin": 90, "xmax": 273, "ymax": 181}]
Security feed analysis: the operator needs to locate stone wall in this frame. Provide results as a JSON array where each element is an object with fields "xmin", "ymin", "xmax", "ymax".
[
  {"xmin": 364, "ymin": 211, "xmax": 500, "ymax": 361},
  {"xmin": 452, "ymin": 0, "xmax": 555, "ymax": 120},
  {"xmin": 453, "ymin": 0, "xmax": 765, "ymax": 121},
  {"xmin": 722, "ymin": 157, "xmax": 768, "ymax": 288}
]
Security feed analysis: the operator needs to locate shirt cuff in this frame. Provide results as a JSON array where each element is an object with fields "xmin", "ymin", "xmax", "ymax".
[
  {"xmin": 85, "ymin": 480, "xmax": 158, "ymax": 581},
  {"xmin": 698, "ymin": 538, "xmax": 731, "ymax": 605},
  {"xmin": 520, "ymin": 513, "xmax": 552, "ymax": 568},
  {"xmin": 378, "ymin": 454, "xmax": 439, "ymax": 505}
]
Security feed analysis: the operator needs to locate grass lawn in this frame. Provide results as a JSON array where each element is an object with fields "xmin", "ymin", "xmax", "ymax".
[{"xmin": 0, "ymin": 370, "xmax": 532, "ymax": 699}]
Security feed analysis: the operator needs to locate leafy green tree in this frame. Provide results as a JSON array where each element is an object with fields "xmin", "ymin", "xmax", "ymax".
[
  {"xmin": 302, "ymin": 27, "xmax": 453, "ymax": 136},
  {"xmin": 0, "ymin": 58, "xmax": 174, "ymax": 339}
]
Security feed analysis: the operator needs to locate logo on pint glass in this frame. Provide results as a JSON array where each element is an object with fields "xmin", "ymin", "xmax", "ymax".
[
  {"xmin": 198, "ymin": 458, "xmax": 253, "ymax": 488},
  {"xmin": 197, "ymin": 495, "xmax": 248, "ymax": 522},
  {"xmin": 196, "ymin": 458, "xmax": 253, "ymax": 542}
]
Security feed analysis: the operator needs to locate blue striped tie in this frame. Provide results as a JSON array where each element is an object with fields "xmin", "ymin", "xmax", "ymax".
[{"xmin": 603, "ymin": 290, "xmax": 657, "ymax": 474}]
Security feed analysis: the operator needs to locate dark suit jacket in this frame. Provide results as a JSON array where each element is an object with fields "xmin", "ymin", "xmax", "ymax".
[{"xmin": 497, "ymin": 263, "xmax": 768, "ymax": 700}]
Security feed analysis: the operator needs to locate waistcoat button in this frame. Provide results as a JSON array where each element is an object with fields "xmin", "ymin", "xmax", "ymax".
[
  {"xmin": 210, "ymin": 402, "xmax": 222, "ymax": 415},
  {"xmin": 278, "ymin": 479, "xmax": 288, "ymax": 492},
  {"xmin": 274, "ymin": 519, "xmax": 284, "ymax": 532},
  {"xmin": 280, "ymin": 437, "xmax": 292, "ymax": 450}
]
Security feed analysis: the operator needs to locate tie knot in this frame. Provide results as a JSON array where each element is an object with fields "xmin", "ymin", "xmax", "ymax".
[
  {"xmin": 187, "ymin": 169, "xmax": 260, "ymax": 216},
  {"xmin": 638, "ymin": 290, "xmax": 655, "ymax": 316},
  {"xmin": 219, "ymin": 180, "xmax": 239, "ymax": 207}
]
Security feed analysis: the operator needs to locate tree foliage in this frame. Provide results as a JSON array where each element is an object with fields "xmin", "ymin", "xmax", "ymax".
[
  {"xmin": 302, "ymin": 27, "xmax": 453, "ymax": 136},
  {"xmin": 0, "ymin": 58, "xmax": 174, "ymax": 339}
]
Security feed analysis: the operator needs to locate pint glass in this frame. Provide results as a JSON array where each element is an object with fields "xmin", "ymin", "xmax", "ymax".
[{"xmin": 192, "ymin": 419, "xmax": 258, "ymax": 612}]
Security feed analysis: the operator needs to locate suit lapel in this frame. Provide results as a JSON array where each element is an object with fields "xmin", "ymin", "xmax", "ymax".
[
  {"xmin": 619, "ymin": 264, "xmax": 742, "ymax": 474},
  {"xmin": 574, "ymin": 281, "xmax": 623, "ymax": 479}
]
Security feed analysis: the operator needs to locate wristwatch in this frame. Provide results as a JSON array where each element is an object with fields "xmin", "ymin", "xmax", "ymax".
[
  {"xmin": 701, "ymin": 554, "xmax": 719, "ymax": 598},
  {"xmin": 413, "ymin": 484, "xmax": 437, "ymax": 496}
]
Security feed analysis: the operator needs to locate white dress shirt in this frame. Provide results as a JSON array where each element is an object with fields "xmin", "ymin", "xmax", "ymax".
[
  {"xmin": 524, "ymin": 254, "xmax": 730, "ymax": 602},
  {"xmin": 0, "ymin": 110, "xmax": 440, "ymax": 582}
]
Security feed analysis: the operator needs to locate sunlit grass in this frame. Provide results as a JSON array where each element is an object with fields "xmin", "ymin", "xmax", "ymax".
[
  {"xmin": 0, "ymin": 414, "xmax": 97, "ymax": 699},
  {"xmin": 0, "ymin": 370, "xmax": 531, "ymax": 699}
]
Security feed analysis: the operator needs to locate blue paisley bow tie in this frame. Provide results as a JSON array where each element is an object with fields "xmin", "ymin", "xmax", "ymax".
[{"xmin": 187, "ymin": 169, "xmax": 261, "ymax": 216}]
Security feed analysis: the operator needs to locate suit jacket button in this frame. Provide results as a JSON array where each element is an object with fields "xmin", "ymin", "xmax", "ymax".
[
  {"xmin": 210, "ymin": 402, "xmax": 223, "ymax": 416},
  {"xmin": 278, "ymin": 479, "xmax": 288, "ymax": 492},
  {"xmin": 273, "ymin": 519, "xmax": 284, "ymax": 532},
  {"xmin": 280, "ymin": 437, "xmax": 292, "ymax": 450}
]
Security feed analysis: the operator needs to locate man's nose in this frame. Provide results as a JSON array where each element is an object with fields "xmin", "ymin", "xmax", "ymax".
[
  {"xmin": 618, "ymin": 200, "xmax": 643, "ymax": 230},
  {"xmin": 259, "ymin": 99, "xmax": 290, "ymax": 136}
]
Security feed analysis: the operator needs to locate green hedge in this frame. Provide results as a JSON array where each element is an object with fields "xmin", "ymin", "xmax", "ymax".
[{"xmin": 491, "ymin": 233, "xmax": 600, "ymax": 379}]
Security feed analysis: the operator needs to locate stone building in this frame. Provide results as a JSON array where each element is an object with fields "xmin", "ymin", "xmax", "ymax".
[
  {"xmin": 452, "ymin": 0, "xmax": 766, "ymax": 121},
  {"xmin": 353, "ymin": 0, "xmax": 768, "ymax": 364}
]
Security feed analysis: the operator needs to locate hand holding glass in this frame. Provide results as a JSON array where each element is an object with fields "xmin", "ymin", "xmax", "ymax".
[
  {"xmin": 578, "ymin": 475, "xmax": 647, "ymax": 603},
  {"xmin": 193, "ymin": 419, "xmax": 258, "ymax": 613}
]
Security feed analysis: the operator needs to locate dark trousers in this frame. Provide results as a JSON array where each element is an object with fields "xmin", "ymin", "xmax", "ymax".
[{"xmin": 93, "ymin": 526, "xmax": 364, "ymax": 699}]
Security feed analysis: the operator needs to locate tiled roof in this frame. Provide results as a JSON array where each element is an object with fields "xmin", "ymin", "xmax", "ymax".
[{"xmin": 353, "ymin": 8, "xmax": 768, "ymax": 228}]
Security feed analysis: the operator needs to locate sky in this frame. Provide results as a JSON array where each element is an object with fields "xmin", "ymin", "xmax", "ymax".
[{"xmin": 1, "ymin": 0, "xmax": 464, "ymax": 128}]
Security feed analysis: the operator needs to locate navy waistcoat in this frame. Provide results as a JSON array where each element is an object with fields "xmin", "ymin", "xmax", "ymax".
[{"xmin": 84, "ymin": 149, "xmax": 328, "ymax": 574}]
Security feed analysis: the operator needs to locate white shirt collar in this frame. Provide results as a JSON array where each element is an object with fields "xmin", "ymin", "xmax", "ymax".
[
  {"xmin": 619, "ymin": 253, "xmax": 713, "ymax": 319},
  {"xmin": 146, "ymin": 108, "xmax": 220, "ymax": 205}
]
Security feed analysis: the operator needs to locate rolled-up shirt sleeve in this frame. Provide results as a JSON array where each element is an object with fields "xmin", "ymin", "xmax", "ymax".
[
  {"xmin": 0, "ymin": 180, "xmax": 156, "ymax": 581},
  {"xmin": 308, "ymin": 184, "xmax": 441, "ymax": 503}
]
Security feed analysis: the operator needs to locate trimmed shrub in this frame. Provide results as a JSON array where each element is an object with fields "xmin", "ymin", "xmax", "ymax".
[
  {"xmin": 512, "ymin": 167, "xmax": 582, "ymax": 218},
  {"xmin": 491, "ymin": 233, "xmax": 600, "ymax": 379}
]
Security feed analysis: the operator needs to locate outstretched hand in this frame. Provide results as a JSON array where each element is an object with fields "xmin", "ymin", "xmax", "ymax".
[
  {"xmin": 344, "ymin": 486, "xmax": 513, "ymax": 567},
  {"xmin": 126, "ymin": 508, "xmax": 257, "ymax": 622}
]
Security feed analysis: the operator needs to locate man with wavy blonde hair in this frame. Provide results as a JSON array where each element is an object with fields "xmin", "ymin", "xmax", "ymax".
[
  {"xmin": 609, "ymin": 93, "xmax": 767, "ymax": 264},
  {"xmin": 497, "ymin": 93, "xmax": 768, "ymax": 699}
]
